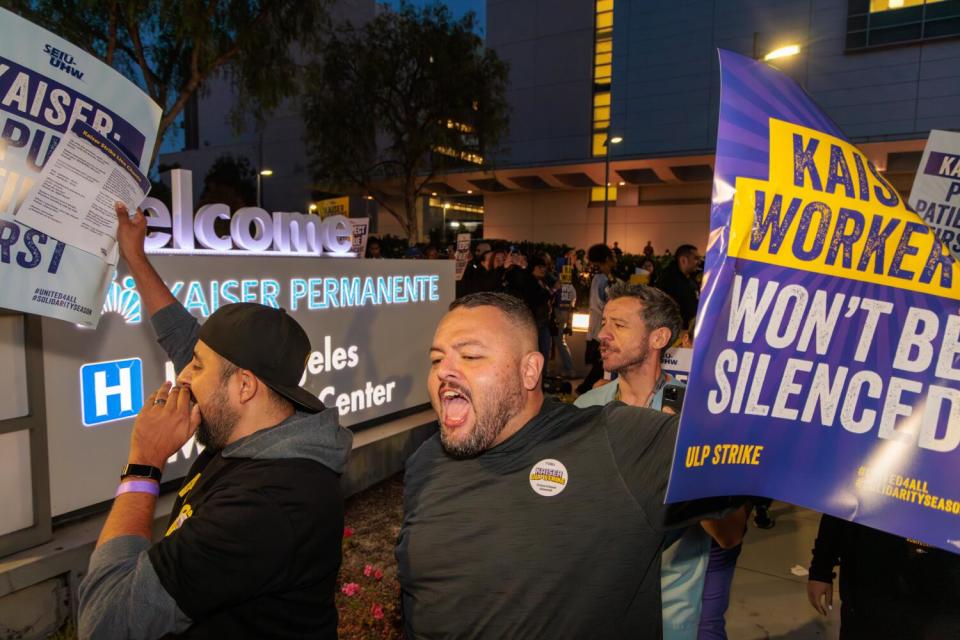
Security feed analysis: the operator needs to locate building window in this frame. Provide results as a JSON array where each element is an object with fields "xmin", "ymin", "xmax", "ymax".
[
  {"xmin": 590, "ymin": 186, "xmax": 617, "ymax": 203},
  {"xmin": 847, "ymin": 0, "xmax": 960, "ymax": 50},
  {"xmin": 591, "ymin": 0, "xmax": 615, "ymax": 157},
  {"xmin": 593, "ymin": 92, "xmax": 611, "ymax": 130},
  {"xmin": 592, "ymin": 132, "xmax": 609, "ymax": 157}
]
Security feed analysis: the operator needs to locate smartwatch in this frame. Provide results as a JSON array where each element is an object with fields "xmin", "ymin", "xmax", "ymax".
[{"xmin": 121, "ymin": 463, "xmax": 162, "ymax": 482}]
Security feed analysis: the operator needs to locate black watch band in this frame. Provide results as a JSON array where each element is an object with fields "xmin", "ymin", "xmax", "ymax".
[{"xmin": 121, "ymin": 463, "xmax": 162, "ymax": 482}]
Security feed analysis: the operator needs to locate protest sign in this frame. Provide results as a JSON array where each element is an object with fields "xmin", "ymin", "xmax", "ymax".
[
  {"xmin": 350, "ymin": 217, "xmax": 370, "ymax": 257},
  {"xmin": 16, "ymin": 121, "xmax": 151, "ymax": 263},
  {"xmin": 661, "ymin": 347, "xmax": 692, "ymax": 384},
  {"xmin": 318, "ymin": 196, "xmax": 349, "ymax": 219},
  {"xmin": 908, "ymin": 130, "xmax": 960, "ymax": 257},
  {"xmin": 666, "ymin": 50, "xmax": 960, "ymax": 553},
  {"xmin": 0, "ymin": 8, "xmax": 161, "ymax": 325},
  {"xmin": 454, "ymin": 233, "xmax": 471, "ymax": 281}
]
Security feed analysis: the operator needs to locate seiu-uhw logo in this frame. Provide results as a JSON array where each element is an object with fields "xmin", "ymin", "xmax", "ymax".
[
  {"xmin": 80, "ymin": 358, "xmax": 143, "ymax": 427},
  {"xmin": 43, "ymin": 44, "xmax": 84, "ymax": 80}
]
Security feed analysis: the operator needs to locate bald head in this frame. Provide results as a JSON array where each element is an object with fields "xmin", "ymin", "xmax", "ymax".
[{"xmin": 448, "ymin": 292, "xmax": 538, "ymax": 354}]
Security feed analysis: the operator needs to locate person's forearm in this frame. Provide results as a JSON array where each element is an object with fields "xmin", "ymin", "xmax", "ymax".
[
  {"xmin": 124, "ymin": 250, "xmax": 176, "ymax": 317},
  {"xmin": 809, "ymin": 514, "xmax": 843, "ymax": 581},
  {"xmin": 97, "ymin": 490, "xmax": 158, "ymax": 547}
]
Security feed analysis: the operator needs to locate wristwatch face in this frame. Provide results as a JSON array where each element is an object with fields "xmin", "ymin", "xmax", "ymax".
[{"xmin": 121, "ymin": 463, "xmax": 162, "ymax": 481}]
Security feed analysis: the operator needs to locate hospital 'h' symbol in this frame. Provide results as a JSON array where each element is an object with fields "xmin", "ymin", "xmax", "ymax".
[{"xmin": 80, "ymin": 358, "xmax": 144, "ymax": 426}]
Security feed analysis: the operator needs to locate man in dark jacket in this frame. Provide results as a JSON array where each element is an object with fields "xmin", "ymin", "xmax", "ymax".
[
  {"xmin": 78, "ymin": 204, "xmax": 353, "ymax": 639},
  {"xmin": 461, "ymin": 248, "xmax": 507, "ymax": 296},
  {"xmin": 655, "ymin": 244, "xmax": 701, "ymax": 329},
  {"xmin": 807, "ymin": 514, "xmax": 960, "ymax": 639},
  {"xmin": 505, "ymin": 254, "xmax": 554, "ymax": 361}
]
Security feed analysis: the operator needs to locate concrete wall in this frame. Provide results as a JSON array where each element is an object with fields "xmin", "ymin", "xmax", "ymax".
[{"xmin": 483, "ymin": 189, "xmax": 709, "ymax": 253}]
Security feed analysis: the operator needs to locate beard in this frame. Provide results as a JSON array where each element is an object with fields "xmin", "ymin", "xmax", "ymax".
[
  {"xmin": 603, "ymin": 339, "xmax": 650, "ymax": 373},
  {"xmin": 439, "ymin": 375, "xmax": 526, "ymax": 459},
  {"xmin": 195, "ymin": 383, "xmax": 240, "ymax": 451}
]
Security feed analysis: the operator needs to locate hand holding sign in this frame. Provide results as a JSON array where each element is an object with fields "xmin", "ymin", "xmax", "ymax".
[
  {"xmin": 0, "ymin": 7, "xmax": 161, "ymax": 326},
  {"xmin": 114, "ymin": 202, "xmax": 148, "ymax": 264}
]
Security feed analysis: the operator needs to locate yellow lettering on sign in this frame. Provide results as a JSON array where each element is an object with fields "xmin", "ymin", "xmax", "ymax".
[{"xmin": 728, "ymin": 119, "xmax": 958, "ymax": 300}]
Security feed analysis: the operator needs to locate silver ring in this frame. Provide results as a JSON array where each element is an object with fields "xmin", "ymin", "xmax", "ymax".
[{"xmin": 154, "ymin": 398, "xmax": 166, "ymax": 406}]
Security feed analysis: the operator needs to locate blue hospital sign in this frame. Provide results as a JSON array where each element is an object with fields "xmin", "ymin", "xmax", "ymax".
[{"xmin": 80, "ymin": 358, "xmax": 144, "ymax": 427}]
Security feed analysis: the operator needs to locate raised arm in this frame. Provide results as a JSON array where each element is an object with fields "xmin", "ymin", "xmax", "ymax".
[
  {"xmin": 115, "ymin": 202, "xmax": 176, "ymax": 316},
  {"xmin": 115, "ymin": 202, "xmax": 198, "ymax": 373}
]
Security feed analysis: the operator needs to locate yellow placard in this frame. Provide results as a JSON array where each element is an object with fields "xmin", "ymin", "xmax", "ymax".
[
  {"xmin": 316, "ymin": 196, "xmax": 349, "ymax": 219},
  {"xmin": 729, "ymin": 118, "xmax": 958, "ymax": 300}
]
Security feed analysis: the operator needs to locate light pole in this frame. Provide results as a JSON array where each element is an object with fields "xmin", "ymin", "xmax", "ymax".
[
  {"xmin": 443, "ymin": 202, "xmax": 451, "ymax": 244},
  {"xmin": 603, "ymin": 134, "xmax": 622, "ymax": 245},
  {"xmin": 256, "ymin": 168, "xmax": 273, "ymax": 208}
]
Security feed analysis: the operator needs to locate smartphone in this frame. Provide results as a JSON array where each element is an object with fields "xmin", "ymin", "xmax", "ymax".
[{"xmin": 662, "ymin": 385, "xmax": 685, "ymax": 414}]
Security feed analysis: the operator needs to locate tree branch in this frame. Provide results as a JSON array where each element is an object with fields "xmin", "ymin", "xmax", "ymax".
[
  {"xmin": 414, "ymin": 168, "xmax": 437, "ymax": 195},
  {"xmin": 105, "ymin": 1, "xmax": 118, "ymax": 66},
  {"xmin": 124, "ymin": 12, "xmax": 157, "ymax": 99},
  {"xmin": 158, "ymin": 40, "xmax": 240, "ymax": 146}
]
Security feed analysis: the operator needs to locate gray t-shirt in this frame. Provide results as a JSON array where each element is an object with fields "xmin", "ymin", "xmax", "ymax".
[{"xmin": 397, "ymin": 398, "xmax": 708, "ymax": 639}]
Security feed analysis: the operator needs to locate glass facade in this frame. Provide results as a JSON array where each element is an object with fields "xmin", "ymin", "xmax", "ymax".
[
  {"xmin": 848, "ymin": 0, "xmax": 960, "ymax": 49},
  {"xmin": 591, "ymin": 0, "xmax": 614, "ymax": 157}
]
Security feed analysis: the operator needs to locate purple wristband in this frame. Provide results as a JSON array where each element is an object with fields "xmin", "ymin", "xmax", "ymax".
[{"xmin": 116, "ymin": 480, "xmax": 160, "ymax": 497}]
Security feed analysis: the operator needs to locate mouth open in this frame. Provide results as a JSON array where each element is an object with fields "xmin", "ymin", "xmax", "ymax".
[{"xmin": 439, "ymin": 386, "xmax": 472, "ymax": 429}]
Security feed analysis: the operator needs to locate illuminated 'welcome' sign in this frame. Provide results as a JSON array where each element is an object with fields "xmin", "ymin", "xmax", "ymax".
[{"xmin": 140, "ymin": 169, "xmax": 354, "ymax": 256}]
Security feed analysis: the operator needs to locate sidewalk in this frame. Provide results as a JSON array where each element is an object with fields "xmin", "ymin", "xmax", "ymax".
[{"xmin": 726, "ymin": 504, "xmax": 841, "ymax": 639}]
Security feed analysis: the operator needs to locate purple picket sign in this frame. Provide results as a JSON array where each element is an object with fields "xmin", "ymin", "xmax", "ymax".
[{"xmin": 666, "ymin": 49, "xmax": 960, "ymax": 554}]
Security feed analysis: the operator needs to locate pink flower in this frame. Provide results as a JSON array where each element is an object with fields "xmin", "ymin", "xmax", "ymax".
[
  {"xmin": 363, "ymin": 564, "xmax": 374, "ymax": 577},
  {"xmin": 374, "ymin": 568, "xmax": 383, "ymax": 581},
  {"xmin": 343, "ymin": 526, "xmax": 354, "ymax": 539},
  {"xmin": 371, "ymin": 603, "xmax": 384, "ymax": 620},
  {"xmin": 341, "ymin": 582, "xmax": 360, "ymax": 597}
]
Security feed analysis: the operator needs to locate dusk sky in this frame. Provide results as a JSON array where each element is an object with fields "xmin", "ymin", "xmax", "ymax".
[{"xmin": 384, "ymin": 0, "xmax": 486, "ymax": 33}]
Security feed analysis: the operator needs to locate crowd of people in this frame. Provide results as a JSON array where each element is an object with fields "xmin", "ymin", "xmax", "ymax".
[
  {"xmin": 367, "ymin": 235, "xmax": 701, "ymax": 384},
  {"xmin": 76, "ymin": 207, "xmax": 960, "ymax": 640},
  {"xmin": 445, "ymin": 239, "xmax": 702, "ymax": 392}
]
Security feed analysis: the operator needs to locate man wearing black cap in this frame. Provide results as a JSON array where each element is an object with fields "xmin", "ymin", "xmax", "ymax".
[{"xmin": 78, "ymin": 204, "xmax": 353, "ymax": 639}]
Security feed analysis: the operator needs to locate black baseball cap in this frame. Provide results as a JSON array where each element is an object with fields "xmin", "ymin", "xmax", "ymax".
[{"xmin": 198, "ymin": 303, "xmax": 324, "ymax": 413}]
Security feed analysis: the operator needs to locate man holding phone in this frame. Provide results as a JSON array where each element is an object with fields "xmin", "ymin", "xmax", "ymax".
[{"xmin": 575, "ymin": 282, "xmax": 746, "ymax": 640}]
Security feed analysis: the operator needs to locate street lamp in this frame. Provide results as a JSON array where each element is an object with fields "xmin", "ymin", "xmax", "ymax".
[
  {"xmin": 764, "ymin": 44, "xmax": 801, "ymax": 62},
  {"xmin": 256, "ymin": 168, "xmax": 273, "ymax": 208},
  {"xmin": 753, "ymin": 32, "xmax": 802, "ymax": 62},
  {"xmin": 603, "ymin": 134, "xmax": 623, "ymax": 245}
]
